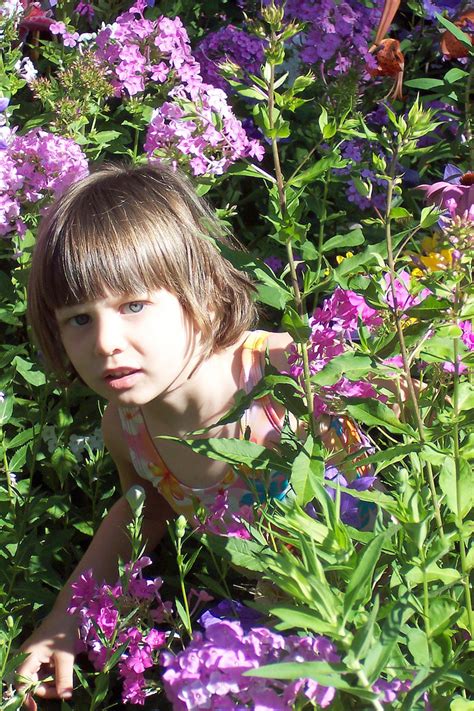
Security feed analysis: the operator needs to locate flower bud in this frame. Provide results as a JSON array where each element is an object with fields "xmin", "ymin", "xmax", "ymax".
[
  {"xmin": 175, "ymin": 514, "xmax": 187, "ymax": 540},
  {"xmin": 126, "ymin": 485, "xmax": 145, "ymax": 517}
]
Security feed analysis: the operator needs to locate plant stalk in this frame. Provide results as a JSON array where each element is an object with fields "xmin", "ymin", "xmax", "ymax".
[
  {"xmin": 268, "ymin": 55, "xmax": 316, "ymax": 437},
  {"xmin": 384, "ymin": 159, "xmax": 444, "ymax": 536},
  {"xmin": 452, "ymin": 318, "xmax": 474, "ymax": 637}
]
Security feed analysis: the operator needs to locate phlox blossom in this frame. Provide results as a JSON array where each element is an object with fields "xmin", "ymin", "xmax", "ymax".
[
  {"xmin": 0, "ymin": 128, "xmax": 87, "ymax": 237},
  {"xmin": 162, "ymin": 617, "xmax": 339, "ymax": 710},
  {"xmin": 67, "ymin": 557, "xmax": 171, "ymax": 705}
]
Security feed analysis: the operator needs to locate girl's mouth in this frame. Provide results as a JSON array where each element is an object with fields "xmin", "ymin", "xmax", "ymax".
[{"xmin": 104, "ymin": 369, "xmax": 141, "ymax": 389}]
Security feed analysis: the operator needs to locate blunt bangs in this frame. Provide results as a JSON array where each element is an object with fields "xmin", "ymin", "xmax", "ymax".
[{"xmin": 28, "ymin": 162, "xmax": 257, "ymax": 380}]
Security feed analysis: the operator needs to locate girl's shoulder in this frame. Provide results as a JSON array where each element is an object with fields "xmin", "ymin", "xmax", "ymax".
[{"xmin": 250, "ymin": 330, "xmax": 293, "ymax": 371}]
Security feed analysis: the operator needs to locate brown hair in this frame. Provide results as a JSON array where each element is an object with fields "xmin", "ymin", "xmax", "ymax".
[{"xmin": 27, "ymin": 162, "xmax": 257, "ymax": 380}]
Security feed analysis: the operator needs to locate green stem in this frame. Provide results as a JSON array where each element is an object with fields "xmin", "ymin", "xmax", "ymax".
[
  {"xmin": 133, "ymin": 127, "xmax": 140, "ymax": 162},
  {"xmin": 465, "ymin": 58, "xmax": 474, "ymax": 170},
  {"xmin": 176, "ymin": 541, "xmax": 192, "ymax": 637},
  {"xmin": 452, "ymin": 320, "xmax": 474, "ymax": 637},
  {"xmin": 315, "ymin": 178, "xmax": 329, "ymax": 282},
  {"xmin": 384, "ymin": 158, "xmax": 444, "ymax": 536},
  {"xmin": 268, "ymin": 55, "xmax": 316, "ymax": 438},
  {"xmin": 0, "ymin": 429, "xmax": 13, "ymax": 504}
]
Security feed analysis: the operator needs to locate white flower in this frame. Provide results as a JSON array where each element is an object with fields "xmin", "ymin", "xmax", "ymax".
[{"xmin": 15, "ymin": 58, "xmax": 38, "ymax": 83}]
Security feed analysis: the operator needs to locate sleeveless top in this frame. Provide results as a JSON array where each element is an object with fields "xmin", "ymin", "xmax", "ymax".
[{"xmin": 118, "ymin": 331, "xmax": 373, "ymax": 522}]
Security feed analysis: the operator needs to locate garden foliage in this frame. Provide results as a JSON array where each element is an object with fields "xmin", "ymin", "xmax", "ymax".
[{"xmin": 0, "ymin": 0, "xmax": 473, "ymax": 708}]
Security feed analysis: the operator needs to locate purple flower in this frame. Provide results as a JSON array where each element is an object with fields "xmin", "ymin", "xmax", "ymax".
[
  {"xmin": 324, "ymin": 466, "xmax": 377, "ymax": 528},
  {"xmin": 194, "ymin": 25, "xmax": 265, "ymax": 93},
  {"xmin": 162, "ymin": 621, "xmax": 338, "ymax": 710},
  {"xmin": 199, "ymin": 600, "xmax": 262, "ymax": 633}
]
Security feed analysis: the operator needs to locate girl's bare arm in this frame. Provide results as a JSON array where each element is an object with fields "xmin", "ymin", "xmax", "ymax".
[{"xmin": 16, "ymin": 405, "xmax": 174, "ymax": 709}]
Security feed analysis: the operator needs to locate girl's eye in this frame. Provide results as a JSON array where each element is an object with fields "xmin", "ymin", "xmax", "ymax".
[
  {"xmin": 125, "ymin": 302, "xmax": 145, "ymax": 314},
  {"xmin": 71, "ymin": 314, "xmax": 90, "ymax": 327}
]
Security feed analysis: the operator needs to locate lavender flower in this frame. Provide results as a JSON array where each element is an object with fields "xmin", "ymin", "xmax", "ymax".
[
  {"xmin": 0, "ymin": 128, "xmax": 88, "ymax": 237},
  {"xmin": 144, "ymin": 82, "xmax": 264, "ymax": 176},
  {"xmin": 161, "ymin": 619, "xmax": 339, "ymax": 709}
]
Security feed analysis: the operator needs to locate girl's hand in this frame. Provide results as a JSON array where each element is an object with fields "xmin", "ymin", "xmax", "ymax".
[{"xmin": 16, "ymin": 612, "xmax": 78, "ymax": 710}]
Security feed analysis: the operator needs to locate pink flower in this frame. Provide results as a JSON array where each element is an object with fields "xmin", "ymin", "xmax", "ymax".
[{"xmin": 418, "ymin": 171, "xmax": 474, "ymax": 220}]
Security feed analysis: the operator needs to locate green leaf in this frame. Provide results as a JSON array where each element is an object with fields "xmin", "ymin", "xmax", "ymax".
[
  {"xmin": 406, "ymin": 626, "xmax": 430, "ymax": 666},
  {"xmin": 289, "ymin": 153, "xmax": 348, "ymax": 187},
  {"xmin": 420, "ymin": 205, "xmax": 441, "ymax": 229},
  {"xmin": 321, "ymin": 228, "xmax": 365, "ymax": 253},
  {"xmin": 345, "ymin": 400, "xmax": 414, "ymax": 435},
  {"xmin": 349, "ymin": 597, "xmax": 380, "ymax": 664},
  {"xmin": 389, "ymin": 206, "xmax": 412, "ymax": 219},
  {"xmin": 458, "ymin": 383, "xmax": 474, "ymax": 412},
  {"xmin": 451, "ymin": 699, "xmax": 474, "ymax": 711},
  {"xmin": 343, "ymin": 531, "xmax": 386, "ymax": 621},
  {"xmin": 13, "ymin": 356, "xmax": 46, "ymax": 386},
  {"xmin": 290, "ymin": 435, "xmax": 324, "ymax": 506},
  {"xmin": 8, "ymin": 444, "xmax": 28, "ymax": 472},
  {"xmin": 245, "ymin": 662, "xmax": 378, "ymax": 701},
  {"xmin": 429, "ymin": 597, "xmax": 462, "ymax": 637},
  {"xmin": 6, "ymin": 426, "xmax": 40, "ymax": 450},
  {"xmin": 270, "ymin": 605, "xmax": 342, "ymax": 638},
  {"xmin": 311, "ymin": 353, "xmax": 373, "ymax": 387},
  {"xmin": 406, "ymin": 296, "xmax": 452, "ymax": 319},
  {"xmin": 72, "ymin": 521, "xmax": 94, "ymax": 536},
  {"xmin": 0, "ymin": 393, "xmax": 13, "ymax": 426},
  {"xmin": 201, "ymin": 533, "xmax": 268, "ymax": 572},
  {"xmin": 175, "ymin": 598, "xmax": 191, "ymax": 630},
  {"xmin": 161, "ymin": 435, "xmax": 290, "ymax": 473},
  {"xmin": 444, "ymin": 67, "xmax": 469, "ymax": 83},
  {"xmin": 364, "ymin": 592, "xmax": 415, "ymax": 683},
  {"xmin": 420, "ymin": 335, "xmax": 457, "ymax": 363},
  {"xmin": 435, "ymin": 13, "xmax": 473, "ymax": 49},
  {"xmin": 362, "ymin": 444, "xmax": 421, "ymax": 471},
  {"xmin": 281, "ymin": 306, "xmax": 311, "ymax": 342},
  {"xmin": 404, "ymin": 78, "xmax": 444, "ymax": 89},
  {"xmin": 439, "ymin": 457, "xmax": 473, "ymax": 517},
  {"xmin": 405, "ymin": 562, "xmax": 461, "ymax": 585}
]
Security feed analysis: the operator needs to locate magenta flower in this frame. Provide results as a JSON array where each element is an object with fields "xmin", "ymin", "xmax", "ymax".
[{"xmin": 67, "ymin": 557, "xmax": 172, "ymax": 706}]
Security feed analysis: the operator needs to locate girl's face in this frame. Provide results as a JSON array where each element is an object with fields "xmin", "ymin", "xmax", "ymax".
[{"xmin": 55, "ymin": 289, "xmax": 201, "ymax": 408}]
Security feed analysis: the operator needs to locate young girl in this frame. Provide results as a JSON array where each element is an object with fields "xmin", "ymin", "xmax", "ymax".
[{"xmin": 17, "ymin": 162, "xmax": 371, "ymax": 709}]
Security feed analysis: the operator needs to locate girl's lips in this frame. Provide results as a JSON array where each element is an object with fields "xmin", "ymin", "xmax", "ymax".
[{"xmin": 104, "ymin": 370, "xmax": 142, "ymax": 390}]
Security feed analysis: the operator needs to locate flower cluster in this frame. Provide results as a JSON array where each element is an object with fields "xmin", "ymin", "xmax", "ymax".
[
  {"xmin": 61, "ymin": 0, "xmax": 264, "ymax": 175},
  {"xmin": 93, "ymin": 1, "xmax": 199, "ymax": 97},
  {"xmin": 287, "ymin": 287, "xmax": 382, "ymax": 416},
  {"xmin": 0, "ymin": 127, "xmax": 88, "ymax": 237},
  {"xmin": 162, "ymin": 615, "xmax": 339, "ymax": 710},
  {"xmin": 194, "ymin": 25, "xmax": 265, "ymax": 92},
  {"xmin": 284, "ymin": 0, "xmax": 379, "ymax": 76},
  {"xmin": 144, "ymin": 81, "xmax": 264, "ymax": 176},
  {"xmin": 68, "ymin": 557, "xmax": 173, "ymax": 705}
]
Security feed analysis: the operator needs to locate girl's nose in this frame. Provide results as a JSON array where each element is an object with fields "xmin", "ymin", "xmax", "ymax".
[{"xmin": 94, "ymin": 316, "xmax": 125, "ymax": 357}]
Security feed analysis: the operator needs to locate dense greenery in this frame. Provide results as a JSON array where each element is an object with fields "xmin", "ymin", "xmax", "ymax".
[{"xmin": 0, "ymin": 0, "xmax": 473, "ymax": 708}]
